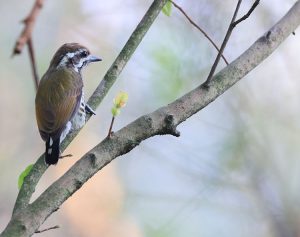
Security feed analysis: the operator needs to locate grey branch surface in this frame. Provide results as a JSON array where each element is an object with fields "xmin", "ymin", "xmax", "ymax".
[{"xmin": 2, "ymin": 0, "xmax": 300, "ymax": 236}]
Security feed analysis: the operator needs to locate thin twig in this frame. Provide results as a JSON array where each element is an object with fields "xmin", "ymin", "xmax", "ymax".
[
  {"xmin": 170, "ymin": 0, "xmax": 228, "ymax": 65},
  {"xmin": 204, "ymin": 0, "xmax": 242, "ymax": 85},
  {"xmin": 12, "ymin": 0, "xmax": 43, "ymax": 92},
  {"xmin": 108, "ymin": 117, "xmax": 115, "ymax": 138},
  {"xmin": 35, "ymin": 225, "xmax": 59, "ymax": 234},
  {"xmin": 12, "ymin": 0, "xmax": 44, "ymax": 55},
  {"xmin": 27, "ymin": 38, "xmax": 39, "ymax": 91},
  {"xmin": 204, "ymin": 0, "xmax": 259, "ymax": 85},
  {"xmin": 232, "ymin": 0, "xmax": 260, "ymax": 27}
]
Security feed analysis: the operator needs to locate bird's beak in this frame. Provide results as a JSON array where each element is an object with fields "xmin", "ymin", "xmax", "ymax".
[{"xmin": 87, "ymin": 55, "xmax": 102, "ymax": 63}]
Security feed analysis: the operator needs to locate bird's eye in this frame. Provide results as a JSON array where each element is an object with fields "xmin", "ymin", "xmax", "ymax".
[{"xmin": 81, "ymin": 51, "xmax": 88, "ymax": 57}]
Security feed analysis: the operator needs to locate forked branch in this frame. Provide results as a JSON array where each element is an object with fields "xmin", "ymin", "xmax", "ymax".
[
  {"xmin": 205, "ymin": 0, "xmax": 260, "ymax": 85},
  {"xmin": 13, "ymin": 0, "xmax": 43, "ymax": 91},
  {"xmin": 171, "ymin": 0, "xmax": 229, "ymax": 65},
  {"xmin": 12, "ymin": 0, "xmax": 44, "ymax": 55}
]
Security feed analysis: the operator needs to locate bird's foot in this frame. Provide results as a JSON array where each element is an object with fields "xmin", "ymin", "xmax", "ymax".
[{"xmin": 85, "ymin": 104, "xmax": 96, "ymax": 115}]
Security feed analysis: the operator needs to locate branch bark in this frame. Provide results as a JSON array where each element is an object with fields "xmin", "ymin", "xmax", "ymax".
[{"xmin": 2, "ymin": 1, "xmax": 300, "ymax": 236}]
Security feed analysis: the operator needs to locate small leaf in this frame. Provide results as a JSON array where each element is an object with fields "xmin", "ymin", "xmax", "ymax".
[
  {"xmin": 162, "ymin": 1, "xmax": 172, "ymax": 17},
  {"xmin": 18, "ymin": 164, "xmax": 33, "ymax": 190},
  {"xmin": 111, "ymin": 107, "xmax": 121, "ymax": 117},
  {"xmin": 113, "ymin": 91, "xmax": 128, "ymax": 108}
]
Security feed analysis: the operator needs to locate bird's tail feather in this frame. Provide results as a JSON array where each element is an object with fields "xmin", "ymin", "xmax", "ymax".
[{"xmin": 45, "ymin": 137, "xmax": 60, "ymax": 165}]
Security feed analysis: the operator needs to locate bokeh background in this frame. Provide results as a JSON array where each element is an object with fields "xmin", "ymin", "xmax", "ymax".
[{"xmin": 1, "ymin": 0, "xmax": 300, "ymax": 236}]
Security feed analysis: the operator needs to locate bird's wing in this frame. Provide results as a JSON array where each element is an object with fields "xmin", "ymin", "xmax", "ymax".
[{"xmin": 35, "ymin": 69, "xmax": 83, "ymax": 141}]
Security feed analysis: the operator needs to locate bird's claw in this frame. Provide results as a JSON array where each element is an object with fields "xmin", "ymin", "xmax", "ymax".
[{"xmin": 85, "ymin": 104, "xmax": 96, "ymax": 115}]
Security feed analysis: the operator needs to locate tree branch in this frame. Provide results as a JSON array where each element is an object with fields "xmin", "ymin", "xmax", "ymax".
[
  {"xmin": 12, "ymin": 0, "xmax": 44, "ymax": 55},
  {"xmin": 12, "ymin": 0, "xmax": 43, "ymax": 92},
  {"xmin": 27, "ymin": 38, "xmax": 39, "ymax": 92},
  {"xmin": 11, "ymin": 0, "xmax": 168, "ymax": 218},
  {"xmin": 2, "ymin": 1, "xmax": 300, "ymax": 236},
  {"xmin": 204, "ymin": 0, "xmax": 243, "ymax": 85},
  {"xmin": 170, "ymin": 0, "xmax": 229, "ymax": 65},
  {"xmin": 204, "ymin": 0, "xmax": 260, "ymax": 85},
  {"xmin": 232, "ymin": 0, "xmax": 260, "ymax": 27}
]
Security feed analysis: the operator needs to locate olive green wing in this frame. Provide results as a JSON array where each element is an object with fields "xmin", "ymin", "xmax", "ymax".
[{"xmin": 35, "ymin": 69, "xmax": 83, "ymax": 141}]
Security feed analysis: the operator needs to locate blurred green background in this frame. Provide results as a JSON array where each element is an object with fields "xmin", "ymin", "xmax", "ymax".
[{"xmin": 1, "ymin": 0, "xmax": 300, "ymax": 236}]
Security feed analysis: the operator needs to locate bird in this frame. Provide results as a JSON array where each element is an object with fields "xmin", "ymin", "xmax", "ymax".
[{"xmin": 35, "ymin": 43, "xmax": 101, "ymax": 165}]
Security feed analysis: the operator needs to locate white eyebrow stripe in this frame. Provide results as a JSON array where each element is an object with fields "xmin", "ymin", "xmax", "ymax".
[
  {"xmin": 66, "ymin": 52, "xmax": 75, "ymax": 58},
  {"xmin": 64, "ymin": 49, "xmax": 85, "ymax": 59},
  {"xmin": 57, "ymin": 48, "xmax": 88, "ymax": 69},
  {"xmin": 57, "ymin": 52, "xmax": 77, "ymax": 68}
]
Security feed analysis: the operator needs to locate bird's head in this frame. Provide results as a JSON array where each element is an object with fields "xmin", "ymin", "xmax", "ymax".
[{"xmin": 49, "ymin": 43, "xmax": 102, "ymax": 72}]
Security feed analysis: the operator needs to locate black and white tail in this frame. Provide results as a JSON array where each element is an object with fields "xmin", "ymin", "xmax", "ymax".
[{"xmin": 45, "ymin": 137, "xmax": 60, "ymax": 165}]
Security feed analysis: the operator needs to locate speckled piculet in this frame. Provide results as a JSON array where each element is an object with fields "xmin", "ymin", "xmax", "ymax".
[{"xmin": 35, "ymin": 43, "xmax": 101, "ymax": 165}]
